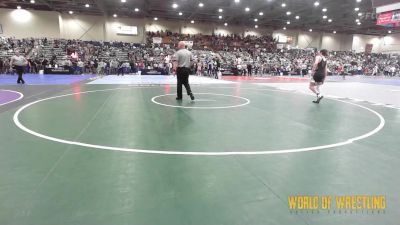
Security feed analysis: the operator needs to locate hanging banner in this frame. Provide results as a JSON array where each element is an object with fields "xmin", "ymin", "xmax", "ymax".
[
  {"xmin": 365, "ymin": 44, "xmax": 373, "ymax": 54},
  {"xmin": 116, "ymin": 26, "xmax": 138, "ymax": 35},
  {"xmin": 277, "ymin": 44, "xmax": 284, "ymax": 49},
  {"xmin": 152, "ymin": 37, "xmax": 162, "ymax": 44},
  {"xmin": 277, "ymin": 35, "xmax": 288, "ymax": 43},
  {"xmin": 377, "ymin": 10, "xmax": 400, "ymax": 26}
]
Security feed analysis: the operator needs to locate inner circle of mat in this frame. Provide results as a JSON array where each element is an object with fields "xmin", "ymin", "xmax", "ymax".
[{"xmin": 151, "ymin": 93, "xmax": 250, "ymax": 109}]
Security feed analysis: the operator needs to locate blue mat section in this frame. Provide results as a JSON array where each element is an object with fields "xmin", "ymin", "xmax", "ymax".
[
  {"xmin": 328, "ymin": 75, "xmax": 400, "ymax": 86},
  {"xmin": 358, "ymin": 79, "xmax": 400, "ymax": 86},
  {"xmin": 0, "ymin": 74, "xmax": 95, "ymax": 85}
]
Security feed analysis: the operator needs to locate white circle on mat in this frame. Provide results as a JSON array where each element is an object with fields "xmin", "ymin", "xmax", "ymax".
[
  {"xmin": 151, "ymin": 93, "xmax": 251, "ymax": 109},
  {"xmin": 13, "ymin": 87, "xmax": 385, "ymax": 156}
]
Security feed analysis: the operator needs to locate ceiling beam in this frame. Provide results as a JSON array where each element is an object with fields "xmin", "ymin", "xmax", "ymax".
[
  {"xmin": 93, "ymin": 0, "xmax": 107, "ymax": 15},
  {"xmin": 142, "ymin": 0, "xmax": 151, "ymax": 17},
  {"xmin": 37, "ymin": 0, "xmax": 53, "ymax": 10}
]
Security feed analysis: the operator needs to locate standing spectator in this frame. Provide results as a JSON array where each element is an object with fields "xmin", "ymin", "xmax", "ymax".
[
  {"xmin": 0, "ymin": 58, "xmax": 4, "ymax": 74},
  {"xmin": 77, "ymin": 59, "xmax": 84, "ymax": 74},
  {"xmin": 247, "ymin": 63, "xmax": 252, "ymax": 76}
]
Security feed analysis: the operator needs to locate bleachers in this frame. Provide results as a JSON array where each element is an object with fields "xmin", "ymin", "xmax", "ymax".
[{"xmin": 0, "ymin": 35, "xmax": 399, "ymax": 76}]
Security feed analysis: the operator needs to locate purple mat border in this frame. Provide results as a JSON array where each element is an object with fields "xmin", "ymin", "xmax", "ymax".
[{"xmin": 0, "ymin": 90, "xmax": 24, "ymax": 106}]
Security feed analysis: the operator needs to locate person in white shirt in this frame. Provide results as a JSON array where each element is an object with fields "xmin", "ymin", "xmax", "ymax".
[
  {"xmin": 372, "ymin": 65, "xmax": 378, "ymax": 76},
  {"xmin": 164, "ymin": 55, "xmax": 171, "ymax": 74},
  {"xmin": 77, "ymin": 60, "xmax": 84, "ymax": 74},
  {"xmin": 110, "ymin": 60, "xmax": 118, "ymax": 74},
  {"xmin": 172, "ymin": 41, "xmax": 195, "ymax": 100},
  {"xmin": 390, "ymin": 66, "xmax": 396, "ymax": 77},
  {"xmin": 97, "ymin": 60, "xmax": 106, "ymax": 76},
  {"xmin": 10, "ymin": 49, "xmax": 28, "ymax": 84}
]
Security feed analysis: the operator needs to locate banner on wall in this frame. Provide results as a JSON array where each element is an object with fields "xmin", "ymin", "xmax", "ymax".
[
  {"xmin": 365, "ymin": 44, "xmax": 374, "ymax": 54},
  {"xmin": 377, "ymin": 10, "xmax": 400, "ymax": 26},
  {"xmin": 116, "ymin": 26, "xmax": 138, "ymax": 35},
  {"xmin": 277, "ymin": 35, "xmax": 288, "ymax": 43},
  {"xmin": 152, "ymin": 37, "xmax": 162, "ymax": 44},
  {"xmin": 286, "ymin": 36, "xmax": 294, "ymax": 44}
]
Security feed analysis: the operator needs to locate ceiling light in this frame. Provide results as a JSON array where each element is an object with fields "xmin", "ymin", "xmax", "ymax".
[
  {"xmin": 287, "ymin": 21, "xmax": 291, "ymax": 24},
  {"xmin": 314, "ymin": 1, "xmax": 320, "ymax": 7},
  {"xmin": 355, "ymin": 7, "xmax": 359, "ymax": 11},
  {"xmin": 358, "ymin": 12, "xmax": 363, "ymax": 16},
  {"xmin": 309, "ymin": 29, "xmax": 313, "ymax": 32},
  {"xmin": 333, "ymin": 31, "xmax": 336, "ymax": 34},
  {"xmin": 295, "ymin": 15, "xmax": 300, "ymax": 20},
  {"xmin": 191, "ymin": 20, "xmax": 195, "ymax": 23},
  {"xmin": 356, "ymin": 19, "xmax": 360, "ymax": 22},
  {"xmin": 323, "ymin": 15, "xmax": 327, "ymax": 19},
  {"xmin": 30, "ymin": 0, "xmax": 35, "ymax": 3},
  {"xmin": 198, "ymin": 2, "xmax": 204, "ymax": 7},
  {"xmin": 219, "ymin": 15, "xmax": 223, "ymax": 19},
  {"xmin": 17, "ymin": 5, "xmax": 21, "ymax": 9},
  {"xmin": 356, "ymin": 0, "xmax": 362, "ymax": 2},
  {"xmin": 254, "ymin": 18, "xmax": 258, "ymax": 22},
  {"xmin": 245, "ymin": 7, "xmax": 250, "ymax": 12},
  {"xmin": 259, "ymin": 12, "xmax": 264, "ymax": 16},
  {"xmin": 154, "ymin": 17, "xmax": 158, "ymax": 21},
  {"xmin": 85, "ymin": 4, "xmax": 89, "ymax": 7},
  {"xmin": 178, "ymin": 12, "xmax": 182, "ymax": 16},
  {"xmin": 328, "ymin": 19, "xmax": 332, "ymax": 22},
  {"xmin": 121, "ymin": 0, "xmax": 126, "ymax": 2},
  {"xmin": 172, "ymin": 3, "xmax": 178, "ymax": 8},
  {"xmin": 224, "ymin": 22, "xmax": 228, "ymax": 26},
  {"xmin": 134, "ymin": 8, "xmax": 139, "ymax": 12},
  {"xmin": 255, "ymin": 25, "xmax": 258, "ymax": 28},
  {"xmin": 69, "ymin": 11, "xmax": 73, "ymax": 14},
  {"xmin": 286, "ymin": 11, "xmax": 291, "ymax": 15},
  {"xmin": 283, "ymin": 27, "xmax": 287, "ymax": 30},
  {"xmin": 113, "ymin": 14, "xmax": 117, "ymax": 18},
  {"xmin": 218, "ymin": 8, "xmax": 223, "ymax": 12},
  {"xmin": 388, "ymin": 30, "xmax": 392, "ymax": 34},
  {"xmin": 322, "ymin": 8, "xmax": 327, "ymax": 12},
  {"xmin": 357, "ymin": 22, "xmax": 361, "ymax": 25},
  {"xmin": 234, "ymin": 0, "xmax": 240, "ymax": 3},
  {"xmin": 282, "ymin": 3, "xmax": 286, "ymax": 7}
]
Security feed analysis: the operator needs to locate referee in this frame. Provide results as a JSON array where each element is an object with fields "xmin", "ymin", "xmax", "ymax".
[
  {"xmin": 10, "ymin": 49, "xmax": 28, "ymax": 84},
  {"xmin": 173, "ymin": 41, "xmax": 195, "ymax": 101}
]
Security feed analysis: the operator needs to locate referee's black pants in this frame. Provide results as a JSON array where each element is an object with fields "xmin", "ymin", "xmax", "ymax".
[
  {"xmin": 176, "ymin": 67, "xmax": 192, "ymax": 99},
  {"xmin": 15, "ymin": 66, "xmax": 25, "ymax": 84}
]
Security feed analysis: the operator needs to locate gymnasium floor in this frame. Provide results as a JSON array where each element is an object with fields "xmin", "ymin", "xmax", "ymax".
[{"xmin": 0, "ymin": 74, "xmax": 399, "ymax": 225}]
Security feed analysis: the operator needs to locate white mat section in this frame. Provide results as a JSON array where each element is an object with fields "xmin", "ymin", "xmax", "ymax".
[
  {"xmin": 257, "ymin": 82, "xmax": 400, "ymax": 109},
  {"xmin": 88, "ymin": 75, "xmax": 236, "ymax": 85}
]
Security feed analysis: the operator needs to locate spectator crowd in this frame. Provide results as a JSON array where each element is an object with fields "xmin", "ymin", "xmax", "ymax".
[{"xmin": 1, "ymin": 34, "xmax": 399, "ymax": 77}]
